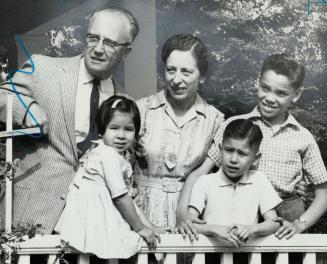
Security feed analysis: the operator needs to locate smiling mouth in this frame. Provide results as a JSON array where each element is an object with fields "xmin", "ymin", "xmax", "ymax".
[
  {"xmin": 261, "ymin": 102, "xmax": 277, "ymax": 111},
  {"xmin": 91, "ymin": 57, "xmax": 105, "ymax": 63}
]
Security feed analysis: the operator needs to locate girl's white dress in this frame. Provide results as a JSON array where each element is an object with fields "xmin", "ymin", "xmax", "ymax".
[{"xmin": 55, "ymin": 140, "xmax": 142, "ymax": 259}]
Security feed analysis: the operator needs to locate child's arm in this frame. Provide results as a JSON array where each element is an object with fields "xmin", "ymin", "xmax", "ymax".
[
  {"xmin": 176, "ymin": 157, "xmax": 214, "ymax": 239},
  {"xmin": 275, "ymin": 182, "xmax": 327, "ymax": 239},
  {"xmin": 114, "ymin": 193, "xmax": 160, "ymax": 248},
  {"xmin": 188, "ymin": 207, "xmax": 241, "ymax": 247}
]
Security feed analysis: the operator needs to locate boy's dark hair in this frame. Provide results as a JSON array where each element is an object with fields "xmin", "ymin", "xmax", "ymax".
[
  {"xmin": 223, "ymin": 119, "xmax": 263, "ymax": 151},
  {"xmin": 260, "ymin": 54, "xmax": 305, "ymax": 90},
  {"xmin": 161, "ymin": 33, "xmax": 209, "ymax": 77}
]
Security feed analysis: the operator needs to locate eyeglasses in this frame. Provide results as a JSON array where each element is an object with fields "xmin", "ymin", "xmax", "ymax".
[{"xmin": 85, "ymin": 33, "xmax": 131, "ymax": 52}]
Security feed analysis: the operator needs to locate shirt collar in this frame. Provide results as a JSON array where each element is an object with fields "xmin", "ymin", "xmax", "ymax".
[
  {"xmin": 149, "ymin": 89, "xmax": 207, "ymax": 117},
  {"xmin": 79, "ymin": 58, "xmax": 93, "ymax": 85},
  {"xmin": 248, "ymin": 106, "xmax": 300, "ymax": 129},
  {"xmin": 79, "ymin": 58, "xmax": 113, "ymax": 93},
  {"xmin": 217, "ymin": 168, "xmax": 253, "ymax": 187}
]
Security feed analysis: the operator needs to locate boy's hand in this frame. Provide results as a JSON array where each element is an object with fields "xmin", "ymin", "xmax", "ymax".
[
  {"xmin": 295, "ymin": 180, "xmax": 312, "ymax": 202},
  {"xmin": 137, "ymin": 226, "xmax": 161, "ymax": 249},
  {"xmin": 212, "ymin": 226, "xmax": 242, "ymax": 248},
  {"xmin": 176, "ymin": 209, "xmax": 206, "ymax": 241},
  {"xmin": 228, "ymin": 224, "xmax": 255, "ymax": 243},
  {"xmin": 273, "ymin": 217, "xmax": 298, "ymax": 239}
]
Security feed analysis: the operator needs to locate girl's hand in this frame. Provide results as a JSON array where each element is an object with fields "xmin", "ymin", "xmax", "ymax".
[
  {"xmin": 212, "ymin": 226, "xmax": 242, "ymax": 248},
  {"xmin": 155, "ymin": 226, "xmax": 175, "ymax": 234},
  {"xmin": 137, "ymin": 226, "xmax": 161, "ymax": 249},
  {"xmin": 273, "ymin": 217, "xmax": 298, "ymax": 239}
]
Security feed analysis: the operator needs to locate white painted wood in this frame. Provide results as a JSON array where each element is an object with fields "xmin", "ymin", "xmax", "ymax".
[
  {"xmin": 163, "ymin": 253, "xmax": 177, "ymax": 264},
  {"xmin": 220, "ymin": 253, "xmax": 233, "ymax": 264},
  {"xmin": 249, "ymin": 253, "xmax": 261, "ymax": 264},
  {"xmin": 107, "ymin": 259, "xmax": 118, "ymax": 264},
  {"xmin": 0, "ymin": 127, "xmax": 41, "ymax": 138},
  {"xmin": 47, "ymin": 254, "xmax": 57, "ymax": 264},
  {"xmin": 5, "ymin": 93, "xmax": 13, "ymax": 232},
  {"xmin": 137, "ymin": 253, "xmax": 148, "ymax": 264},
  {"xmin": 192, "ymin": 253, "xmax": 205, "ymax": 264},
  {"xmin": 303, "ymin": 253, "xmax": 316, "ymax": 264},
  {"xmin": 18, "ymin": 255, "xmax": 30, "ymax": 264},
  {"xmin": 276, "ymin": 253, "xmax": 288, "ymax": 264},
  {"xmin": 77, "ymin": 254, "xmax": 90, "ymax": 264}
]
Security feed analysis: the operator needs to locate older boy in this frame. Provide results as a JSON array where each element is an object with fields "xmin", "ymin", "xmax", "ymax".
[{"xmin": 210, "ymin": 54, "xmax": 327, "ymax": 239}]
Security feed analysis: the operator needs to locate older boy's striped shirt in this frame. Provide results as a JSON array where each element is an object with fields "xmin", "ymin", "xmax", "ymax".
[{"xmin": 208, "ymin": 107, "xmax": 327, "ymax": 198}]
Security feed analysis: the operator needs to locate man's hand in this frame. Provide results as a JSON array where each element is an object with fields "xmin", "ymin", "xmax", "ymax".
[
  {"xmin": 176, "ymin": 209, "xmax": 206, "ymax": 241},
  {"xmin": 24, "ymin": 103, "xmax": 48, "ymax": 134},
  {"xmin": 273, "ymin": 217, "xmax": 301, "ymax": 239}
]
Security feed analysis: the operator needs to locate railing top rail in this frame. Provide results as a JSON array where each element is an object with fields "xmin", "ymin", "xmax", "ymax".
[{"xmin": 15, "ymin": 234, "xmax": 327, "ymax": 255}]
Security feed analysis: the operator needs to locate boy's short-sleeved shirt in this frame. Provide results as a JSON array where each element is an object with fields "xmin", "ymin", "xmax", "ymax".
[
  {"xmin": 208, "ymin": 107, "xmax": 327, "ymax": 198},
  {"xmin": 189, "ymin": 169, "xmax": 282, "ymax": 226}
]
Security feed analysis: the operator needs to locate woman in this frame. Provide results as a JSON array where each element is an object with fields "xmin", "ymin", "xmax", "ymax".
[{"xmin": 135, "ymin": 34, "xmax": 224, "ymax": 237}]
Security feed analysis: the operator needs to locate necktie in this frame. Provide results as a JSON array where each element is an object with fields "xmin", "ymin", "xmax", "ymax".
[{"xmin": 77, "ymin": 79, "xmax": 100, "ymax": 158}]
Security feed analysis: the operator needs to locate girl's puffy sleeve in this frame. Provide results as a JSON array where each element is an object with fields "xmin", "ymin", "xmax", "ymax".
[{"xmin": 100, "ymin": 146, "xmax": 128, "ymax": 199}]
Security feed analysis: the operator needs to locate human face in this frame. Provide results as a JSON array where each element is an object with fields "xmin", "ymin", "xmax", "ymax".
[
  {"xmin": 102, "ymin": 111, "xmax": 135, "ymax": 154},
  {"xmin": 220, "ymin": 137, "xmax": 258, "ymax": 180},
  {"xmin": 257, "ymin": 70, "xmax": 302, "ymax": 125},
  {"xmin": 165, "ymin": 50, "xmax": 204, "ymax": 105},
  {"xmin": 84, "ymin": 11, "xmax": 132, "ymax": 80}
]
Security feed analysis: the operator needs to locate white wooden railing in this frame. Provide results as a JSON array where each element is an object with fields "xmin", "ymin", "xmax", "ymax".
[{"xmin": 15, "ymin": 234, "xmax": 327, "ymax": 264}]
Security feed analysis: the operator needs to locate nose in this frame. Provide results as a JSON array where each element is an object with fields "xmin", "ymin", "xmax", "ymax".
[
  {"xmin": 172, "ymin": 71, "xmax": 183, "ymax": 85},
  {"xmin": 117, "ymin": 129, "xmax": 125, "ymax": 139},
  {"xmin": 264, "ymin": 92, "xmax": 275, "ymax": 103},
  {"xmin": 93, "ymin": 40, "xmax": 105, "ymax": 54},
  {"xmin": 230, "ymin": 152, "xmax": 238, "ymax": 164}
]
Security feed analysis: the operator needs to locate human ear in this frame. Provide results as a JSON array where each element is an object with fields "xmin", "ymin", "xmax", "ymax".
[
  {"xmin": 122, "ymin": 45, "xmax": 132, "ymax": 59},
  {"xmin": 292, "ymin": 87, "xmax": 303, "ymax": 104},
  {"xmin": 252, "ymin": 152, "xmax": 261, "ymax": 168}
]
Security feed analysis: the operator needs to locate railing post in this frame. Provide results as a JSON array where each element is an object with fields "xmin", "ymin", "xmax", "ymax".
[
  {"xmin": 5, "ymin": 93, "xmax": 13, "ymax": 233},
  {"xmin": 249, "ymin": 253, "xmax": 261, "ymax": 264},
  {"xmin": 303, "ymin": 253, "xmax": 316, "ymax": 264},
  {"xmin": 192, "ymin": 253, "xmax": 205, "ymax": 264},
  {"xmin": 137, "ymin": 253, "xmax": 148, "ymax": 264},
  {"xmin": 276, "ymin": 253, "xmax": 288, "ymax": 264},
  {"xmin": 221, "ymin": 253, "xmax": 233, "ymax": 264}
]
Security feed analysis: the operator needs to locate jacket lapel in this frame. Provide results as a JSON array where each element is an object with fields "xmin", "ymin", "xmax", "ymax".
[{"xmin": 60, "ymin": 55, "xmax": 81, "ymax": 162}]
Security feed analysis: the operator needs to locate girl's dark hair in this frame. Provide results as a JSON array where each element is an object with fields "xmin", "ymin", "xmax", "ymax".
[
  {"xmin": 223, "ymin": 119, "xmax": 263, "ymax": 151},
  {"xmin": 96, "ymin": 95, "xmax": 147, "ymax": 168},
  {"xmin": 260, "ymin": 54, "xmax": 305, "ymax": 90},
  {"xmin": 161, "ymin": 33, "xmax": 209, "ymax": 77}
]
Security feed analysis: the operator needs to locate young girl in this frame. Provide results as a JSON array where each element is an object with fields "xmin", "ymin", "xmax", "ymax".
[{"xmin": 55, "ymin": 95, "xmax": 160, "ymax": 259}]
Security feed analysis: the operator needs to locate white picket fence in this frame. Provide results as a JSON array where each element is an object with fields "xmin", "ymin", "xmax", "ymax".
[
  {"xmin": 15, "ymin": 233, "xmax": 327, "ymax": 264},
  {"xmin": 2, "ymin": 95, "xmax": 327, "ymax": 264}
]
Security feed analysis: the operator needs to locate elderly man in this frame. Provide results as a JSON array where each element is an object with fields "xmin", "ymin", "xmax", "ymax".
[{"xmin": 0, "ymin": 6, "xmax": 139, "ymax": 234}]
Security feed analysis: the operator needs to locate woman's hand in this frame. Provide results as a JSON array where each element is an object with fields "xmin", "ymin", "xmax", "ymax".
[
  {"xmin": 273, "ymin": 217, "xmax": 300, "ymax": 239},
  {"xmin": 137, "ymin": 226, "xmax": 161, "ymax": 249},
  {"xmin": 176, "ymin": 209, "xmax": 206, "ymax": 241}
]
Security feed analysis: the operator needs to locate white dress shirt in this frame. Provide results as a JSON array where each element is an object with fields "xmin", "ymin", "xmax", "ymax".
[{"xmin": 75, "ymin": 58, "xmax": 114, "ymax": 143}]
